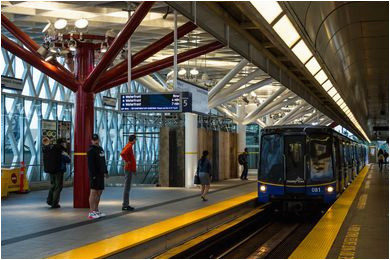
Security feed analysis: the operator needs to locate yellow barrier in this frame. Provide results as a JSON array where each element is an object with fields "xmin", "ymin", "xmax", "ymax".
[{"xmin": 1, "ymin": 167, "xmax": 29, "ymax": 198}]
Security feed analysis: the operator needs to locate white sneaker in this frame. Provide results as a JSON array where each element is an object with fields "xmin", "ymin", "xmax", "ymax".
[
  {"xmin": 96, "ymin": 211, "xmax": 106, "ymax": 217},
  {"xmin": 88, "ymin": 212, "xmax": 100, "ymax": 219}
]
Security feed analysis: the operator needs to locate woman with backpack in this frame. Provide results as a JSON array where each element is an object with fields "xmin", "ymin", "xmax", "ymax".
[{"xmin": 197, "ymin": 150, "xmax": 212, "ymax": 201}]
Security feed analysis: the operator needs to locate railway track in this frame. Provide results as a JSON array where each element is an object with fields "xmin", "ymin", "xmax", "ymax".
[{"xmin": 159, "ymin": 206, "xmax": 322, "ymax": 259}]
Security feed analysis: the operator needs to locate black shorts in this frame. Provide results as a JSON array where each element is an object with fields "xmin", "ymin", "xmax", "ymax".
[{"xmin": 90, "ymin": 176, "xmax": 105, "ymax": 190}]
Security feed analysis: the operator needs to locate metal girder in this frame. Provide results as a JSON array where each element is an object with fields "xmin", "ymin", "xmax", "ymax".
[
  {"xmin": 208, "ymin": 59, "xmax": 248, "ymax": 100},
  {"xmin": 95, "ymin": 21, "xmax": 197, "ymax": 89},
  {"xmin": 1, "ymin": 34, "xmax": 78, "ymax": 91},
  {"xmin": 216, "ymin": 69, "xmax": 265, "ymax": 99},
  {"xmin": 256, "ymin": 118, "xmax": 267, "ymax": 128},
  {"xmin": 275, "ymin": 103, "xmax": 308, "ymax": 125},
  {"xmin": 252, "ymin": 95, "xmax": 300, "ymax": 122},
  {"xmin": 96, "ymin": 41, "xmax": 224, "ymax": 93},
  {"xmin": 242, "ymin": 87, "xmax": 286, "ymax": 124},
  {"xmin": 84, "ymin": 1, "xmax": 155, "ymax": 92},
  {"xmin": 215, "ymin": 105, "xmax": 239, "ymax": 123},
  {"xmin": 166, "ymin": 1, "xmax": 350, "ymax": 134},
  {"xmin": 209, "ymin": 78, "xmax": 273, "ymax": 108},
  {"xmin": 136, "ymin": 76, "xmax": 167, "ymax": 93}
]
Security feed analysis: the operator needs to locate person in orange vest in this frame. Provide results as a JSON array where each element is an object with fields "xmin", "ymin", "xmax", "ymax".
[{"xmin": 120, "ymin": 135, "xmax": 137, "ymax": 211}]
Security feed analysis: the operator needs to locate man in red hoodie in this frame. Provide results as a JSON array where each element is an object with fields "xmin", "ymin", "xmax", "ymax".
[{"xmin": 120, "ymin": 134, "xmax": 136, "ymax": 211}]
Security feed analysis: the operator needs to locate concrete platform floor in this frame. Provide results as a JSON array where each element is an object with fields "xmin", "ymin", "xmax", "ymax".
[
  {"xmin": 1, "ymin": 174, "xmax": 257, "ymax": 259},
  {"xmin": 327, "ymin": 164, "xmax": 389, "ymax": 259}
]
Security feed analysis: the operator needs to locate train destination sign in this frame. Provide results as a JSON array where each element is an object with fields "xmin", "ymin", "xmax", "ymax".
[{"xmin": 120, "ymin": 93, "xmax": 182, "ymax": 112}]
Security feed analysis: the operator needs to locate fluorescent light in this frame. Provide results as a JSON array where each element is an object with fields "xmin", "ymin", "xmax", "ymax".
[
  {"xmin": 291, "ymin": 39, "xmax": 312, "ymax": 64},
  {"xmin": 273, "ymin": 15, "xmax": 300, "ymax": 47},
  {"xmin": 340, "ymin": 103, "xmax": 347, "ymax": 110},
  {"xmin": 75, "ymin": 18, "xmax": 88, "ymax": 29},
  {"xmin": 327, "ymin": 87, "xmax": 337, "ymax": 97},
  {"xmin": 305, "ymin": 57, "xmax": 321, "ymax": 75},
  {"xmin": 332, "ymin": 93, "xmax": 341, "ymax": 102},
  {"xmin": 336, "ymin": 98, "xmax": 344, "ymax": 107},
  {"xmin": 250, "ymin": 1, "xmax": 282, "ymax": 24},
  {"xmin": 54, "ymin": 19, "xmax": 67, "ymax": 30},
  {"xmin": 314, "ymin": 70, "xmax": 328, "ymax": 84},
  {"xmin": 42, "ymin": 22, "xmax": 52, "ymax": 33},
  {"xmin": 322, "ymin": 80, "xmax": 333, "ymax": 92}
]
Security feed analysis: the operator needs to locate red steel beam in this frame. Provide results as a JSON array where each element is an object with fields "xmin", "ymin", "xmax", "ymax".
[
  {"xmin": 94, "ymin": 21, "xmax": 198, "ymax": 90},
  {"xmin": 83, "ymin": 1, "xmax": 155, "ymax": 92},
  {"xmin": 1, "ymin": 34, "xmax": 78, "ymax": 91},
  {"xmin": 1, "ymin": 14, "xmax": 76, "ymax": 82},
  {"xmin": 96, "ymin": 41, "xmax": 224, "ymax": 93}
]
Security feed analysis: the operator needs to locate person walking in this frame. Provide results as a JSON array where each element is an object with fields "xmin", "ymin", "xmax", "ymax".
[
  {"xmin": 197, "ymin": 150, "xmax": 212, "ymax": 201},
  {"xmin": 120, "ymin": 135, "xmax": 137, "ymax": 211},
  {"xmin": 378, "ymin": 149, "xmax": 384, "ymax": 172},
  {"xmin": 239, "ymin": 148, "xmax": 249, "ymax": 180},
  {"xmin": 43, "ymin": 137, "xmax": 69, "ymax": 208},
  {"xmin": 87, "ymin": 134, "xmax": 108, "ymax": 219}
]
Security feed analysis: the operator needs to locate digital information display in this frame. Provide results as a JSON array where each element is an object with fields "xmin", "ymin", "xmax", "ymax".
[{"xmin": 121, "ymin": 93, "xmax": 182, "ymax": 112}]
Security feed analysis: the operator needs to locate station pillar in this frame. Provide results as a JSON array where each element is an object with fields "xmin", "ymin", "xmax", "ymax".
[
  {"xmin": 73, "ymin": 42, "xmax": 95, "ymax": 208},
  {"xmin": 237, "ymin": 103, "xmax": 246, "ymax": 175},
  {"xmin": 184, "ymin": 113, "xmax": 198, "ymax": 188}
]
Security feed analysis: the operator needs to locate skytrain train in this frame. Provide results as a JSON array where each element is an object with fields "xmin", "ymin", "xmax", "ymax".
[{"xmin": 258, "ymin": 125, "xmax": 367, "ymax": 211}]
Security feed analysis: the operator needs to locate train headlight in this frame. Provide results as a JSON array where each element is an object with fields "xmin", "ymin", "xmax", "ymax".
[
  {"xmin": 260, "ymin": 185, "xmax": 266, "ymax": 192},
  {"xmin": 327, "ymin": 186, "xmax": 334, "ymax": 193}
]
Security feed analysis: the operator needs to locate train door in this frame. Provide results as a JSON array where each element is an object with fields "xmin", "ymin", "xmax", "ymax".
[
  {"xmin": 284, "ymin": 135, "xmax": 306, "ymax": 188},
  {"xmin": 334, "ymin": 138, "xmax": 343, "ymax": 193}
]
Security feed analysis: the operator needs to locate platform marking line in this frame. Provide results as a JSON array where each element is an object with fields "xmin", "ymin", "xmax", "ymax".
[
  {"xmin": 356, "ymin": 194, "xmax": 367, "ymax": 210},
  {"xmin": 338, "ymin": 224, "xmax": 361, "ymax": 259},
  {"xmin": 364, "ymin": 180, "xmax": 370, "ymax": 190},
  {"xmin": 47, "ymin": 191, "xmax": 258, "ymax": 259},
  {"xmin": 155, "ymin": 205, "xmax": 268, "ymax": 259},
  {"xmin": 288, "ymin": 165, "xmax": 369, "ymax": 259}
]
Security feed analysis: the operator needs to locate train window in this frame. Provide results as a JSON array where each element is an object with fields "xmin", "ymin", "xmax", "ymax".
[
  {"xmin": 259, "ymin": 134, "xmax": 283, "ymax": 183},
  {"xmin": 308, "ymin": 134, "xmax": 333, "ymax": 182},
  {"xmin": 284, "ymin": 136, "xmax": 305, "ymax": 183}
]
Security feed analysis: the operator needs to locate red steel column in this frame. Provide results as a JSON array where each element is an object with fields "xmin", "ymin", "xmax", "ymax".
[{"xmin": 74, "ymin": 42, "xmax": 95, "ymax": 208}]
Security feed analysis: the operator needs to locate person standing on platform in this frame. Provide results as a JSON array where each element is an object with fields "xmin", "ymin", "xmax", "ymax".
[
  {"xmin": 43, "ymin": 137, "xmax": 69, "ymax": 209},
  {"xmin": 120, "ymin": 135, "xmax": 137, "ymax": 211},
  {"xmin": 87, "ymin": 134, "xmax": 108, "ymax": 219},
  {"xmin": 197, "ymin": 150, "xmax": 212, "ymax": 201},
  {"xmin": 239, "ymin": 148, "xmax": 249, "ymax": 180},
  {"xmin": 378, "ymin": 149, "xmax": 384, "ymax": 172}
]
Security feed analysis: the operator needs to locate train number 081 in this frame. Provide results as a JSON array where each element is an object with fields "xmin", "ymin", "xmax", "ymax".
[{"xmin": 311, "ymin": 187, "xmax": 321, "ymax": 192}]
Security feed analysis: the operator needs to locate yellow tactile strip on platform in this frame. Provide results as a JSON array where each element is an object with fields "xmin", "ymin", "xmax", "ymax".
[
  {"xmin": 47, "ymin": 191, "xmax": 258, "ymax": 259},
  {"xmin": 289, "ymin": 165, "xmax": 369, "ymax": 259}
]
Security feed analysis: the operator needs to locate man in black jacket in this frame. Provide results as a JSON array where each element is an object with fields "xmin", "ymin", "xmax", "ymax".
[
  {"xmin": 87, "ymin": 134, "xmax": 108, "ymax": 219},
  {"xmin": 43, "ymin": 137, "xmax": 70, "ymax": 208}
]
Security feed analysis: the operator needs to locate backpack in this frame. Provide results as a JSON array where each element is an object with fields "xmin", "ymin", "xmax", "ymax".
[
  {"xmin": 43, "ymin": 144, "xmax": 62, "ymax": 173},
  {"xmin": 238, "ymin": 154, "xmax": 245, "ymax": 165}
]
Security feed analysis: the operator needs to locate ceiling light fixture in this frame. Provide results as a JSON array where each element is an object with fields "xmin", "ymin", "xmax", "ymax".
[
  {"xmin": 322, "ymin": 80, "xmax": 333, "ymax": 92},
  {"xmin": 42, "ymin": 22, "xmax": 52, "ymax": 33},
  {"xmin": 49, "ymin": 42, "xmax": 57, "ymax": 53},
  {"xmin": 75, "ymin": 18, "xmax": 88, "ymax": 29},
  {"xmin": 291, "ymin": 39, "xmax": 312, "ymax": 63},
  {"xmin": 314, "ymin": 70, "xmax": 328, "ymax": 85},
  {"xmin": 273, "ymin": 15, "xmax": 300, "ymax": 47},
  {"xmin": 250, "ymin": 1, "xmax": 282, "ymax": 24},
  {"xmin": 190, "ymin": 68, "xmax": 199, "ymax": 76},
  {"xmin": 45, "ymin": 54, "xmax": 55, "ymax": 62},
  {"xmin": 54, "ymin": 19, "xmax": 67, "ymax": 30},
  {"xmin": 178, "ymin": 68, "xmax": 186, "ymax": 76},
  {"xmin": 305, "ymin": 57, "xmax": 321, "ymax": 75},
  {"xmin": 100, "ymin": 41, "xmax": 108, "ymax": 53}
]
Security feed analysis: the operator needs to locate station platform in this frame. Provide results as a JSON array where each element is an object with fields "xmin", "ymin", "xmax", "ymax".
[
  {"xmin": 1, "ymin": 175, "xmax": 257, "ymax": 259},
  {"xmin": 290, "ymin": 164, "xmax": 389, "ymax": 259}
]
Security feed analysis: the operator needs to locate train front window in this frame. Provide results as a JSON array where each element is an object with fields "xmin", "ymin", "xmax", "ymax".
[
  {"xmin": 308, "ymin": 134, "xmax": 333, "ymax": 182},
  {"xmin": 259, "ymin": 134, "xmax": 283, "ymax": 183}
]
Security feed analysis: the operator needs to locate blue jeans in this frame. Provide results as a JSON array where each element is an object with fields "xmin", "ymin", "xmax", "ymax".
[{"xmin": 122, "ymin": 171, "xmax": 134, "ymax": 207}]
